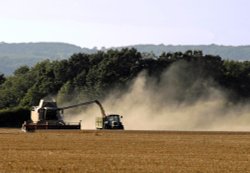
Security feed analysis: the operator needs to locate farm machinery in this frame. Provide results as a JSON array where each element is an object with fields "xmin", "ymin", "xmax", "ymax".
[{"xmin": 21, "ymin": 99, "xmax": 124, "ymax": 131}]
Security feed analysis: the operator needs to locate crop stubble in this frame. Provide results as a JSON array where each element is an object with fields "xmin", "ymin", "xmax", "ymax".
[{"xmin": 0, "ymin": 129, "xmax": 250, "ymax": 173}]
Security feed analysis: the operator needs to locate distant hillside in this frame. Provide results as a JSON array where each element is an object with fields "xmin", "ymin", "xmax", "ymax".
[
  {"xmin": 0, "ymin": 42, "xmax": 95, "ymax": 75},
  {"xmin": 1, "ymin": 42, "xmax": 250, "ymax": 75},
  {"xmin": 125, "ymin": 44, "xmax": 250, "ymax": 60}
]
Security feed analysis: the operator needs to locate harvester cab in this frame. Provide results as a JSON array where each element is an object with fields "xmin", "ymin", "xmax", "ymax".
[{"xmin": 31, "ymin": 100, "xmax": 64, "ymax": 124}]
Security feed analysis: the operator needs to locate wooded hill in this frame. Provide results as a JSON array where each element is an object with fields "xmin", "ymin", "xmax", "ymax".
[
  {"xmin": 1, "ymin": 42, "xmax": 250, "ymax": 75},
  {"xmin": 0, "ymin": 42, "xmax": 94, "ymax": 75}
]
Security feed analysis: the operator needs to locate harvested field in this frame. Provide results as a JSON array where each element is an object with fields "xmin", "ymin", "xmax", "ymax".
[{"xmin": 0, "ymin": 129, "xmax": 250, "ymax": 172}]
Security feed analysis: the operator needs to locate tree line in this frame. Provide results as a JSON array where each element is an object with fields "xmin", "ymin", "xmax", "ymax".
[{"xmin": 0, "ymin": 48, "xmax": 250, "ymax": 126}]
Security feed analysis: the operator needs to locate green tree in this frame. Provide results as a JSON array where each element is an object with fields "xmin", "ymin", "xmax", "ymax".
[
  {"xmin": 14, "ymin": 65, "xmax": 30, "ymax": 76},
  {"xmin": 0, "ymin": 74, "xmax": 5, "ymax": 85}
]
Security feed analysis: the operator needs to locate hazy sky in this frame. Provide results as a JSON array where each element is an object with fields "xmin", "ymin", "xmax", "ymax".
[{"xmin": 0, "ymin": 0, "xmax": 249, "ymax": 48}]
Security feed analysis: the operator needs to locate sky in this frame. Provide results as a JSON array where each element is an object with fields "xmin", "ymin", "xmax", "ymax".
[{"xmin": 0, "ymin": 0, "xmax": 249, "ymax": 48}]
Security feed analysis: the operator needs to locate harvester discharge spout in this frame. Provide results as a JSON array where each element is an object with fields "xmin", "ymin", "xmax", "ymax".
[{"xmin": 58, "ymin": 100, "xmax": 107, "ymax": 118}]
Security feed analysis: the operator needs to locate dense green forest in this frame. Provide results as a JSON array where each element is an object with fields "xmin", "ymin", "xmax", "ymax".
[{"xmin": 0, "ymin": 48, "xmax": 250, "ymax": 126}]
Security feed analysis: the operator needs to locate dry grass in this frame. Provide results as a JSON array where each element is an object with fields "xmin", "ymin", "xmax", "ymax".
[{"xmin": 0, "ymin": 129, "xmax": 250, "ymax": 173}]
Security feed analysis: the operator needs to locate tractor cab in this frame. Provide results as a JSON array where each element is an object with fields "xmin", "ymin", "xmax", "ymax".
[{"xmin": 103, "ymin": 114, "xmax": 124, "ymax": 129}]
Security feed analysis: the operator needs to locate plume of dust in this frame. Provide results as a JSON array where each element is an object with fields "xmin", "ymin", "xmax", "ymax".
[
  {"xmin": 63, "ymin": 104, "xmax": 101, "ymax": 129},
  {"xmin": 63, "ymin": 62, "xmax": 250, "ymax": 131}
]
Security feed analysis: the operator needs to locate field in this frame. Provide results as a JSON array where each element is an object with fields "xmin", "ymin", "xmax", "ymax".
[{"xmin": 0, "ymin": 129, "xmax": 250, "ymax": 173}]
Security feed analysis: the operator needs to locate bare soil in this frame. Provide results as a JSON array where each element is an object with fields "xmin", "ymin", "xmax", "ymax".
[{"xmin": 0, "ymin": 129, "xmax": 250, "ymax": 173}]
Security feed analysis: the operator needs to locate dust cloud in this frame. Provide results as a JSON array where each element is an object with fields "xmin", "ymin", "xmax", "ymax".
[{"xmin": 63, "ymin": 61, "xmax": 250, "ymax": 131}]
